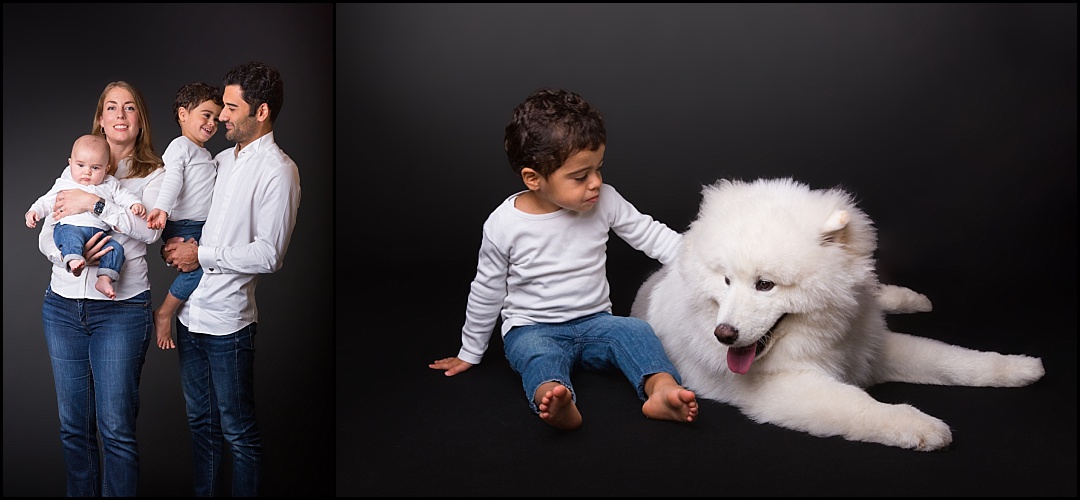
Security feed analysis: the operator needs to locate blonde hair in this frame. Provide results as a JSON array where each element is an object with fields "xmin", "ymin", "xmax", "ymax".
[{"xmin": 91, "ymin": 81, "xmax": 163, "ymax": 178}]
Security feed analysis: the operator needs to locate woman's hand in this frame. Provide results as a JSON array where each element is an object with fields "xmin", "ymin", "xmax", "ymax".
[
  {"xmin": 83, "ymin": 230, "xmax": 115, "ymax": 266},
  {"xmin": 53, "ymin": 188, "xmax": 100, "ymax": 220}
]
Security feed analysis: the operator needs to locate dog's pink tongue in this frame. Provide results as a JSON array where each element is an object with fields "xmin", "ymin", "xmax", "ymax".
[{"xmin": 727, "ymin": 346, "xmax": 756, "ymax": 374}]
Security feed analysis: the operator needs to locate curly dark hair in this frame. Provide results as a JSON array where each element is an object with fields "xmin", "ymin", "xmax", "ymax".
[
  {"xmin": 223, "ymin": 61, "xmax": 284, "ymax": 123},
  {"xmin": 504, "ymin": 88, "xmax": 606, "ymax": 178},
  {"xmin": 173, "ymin": 82, "xmax": 223, "ymax": 125}
]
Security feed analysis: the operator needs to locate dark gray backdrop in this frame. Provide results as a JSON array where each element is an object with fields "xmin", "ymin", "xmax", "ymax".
[
  {"xmin": 337, "ymin": 4, "xmax": 1076, "ymax": 496},
  {"xmin": 3, "ymin": 3, "xmax": 334, "ymax": 497}
]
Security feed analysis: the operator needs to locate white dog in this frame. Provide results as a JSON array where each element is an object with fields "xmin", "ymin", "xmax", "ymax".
[{"xmin": 631, "ymin": 178, "xmax": 1045, "ymax": 451}]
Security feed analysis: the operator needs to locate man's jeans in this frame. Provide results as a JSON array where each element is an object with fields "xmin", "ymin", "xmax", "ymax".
[{"xmin": 177, "ymin": 320, "xmax": 262, "ymax": 497}]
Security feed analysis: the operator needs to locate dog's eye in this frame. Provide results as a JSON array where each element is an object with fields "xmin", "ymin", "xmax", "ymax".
[
  {"xmin": 755, "ymin": 280, "xmax": 774, "ymax": 291},
  {"xmin": 724, "ymin": 277, "xmax": 730, "ymax": 286}
]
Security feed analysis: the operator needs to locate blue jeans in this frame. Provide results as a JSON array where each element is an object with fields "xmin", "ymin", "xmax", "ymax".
[
  {"xmin": 502, "ymin": 311, "xmax": 682, "ymax": 412},
  {"xmin": 54, "ymin": 224, "xmax": 124, "ymax": 281},
  {"xmin": 161, "ymin": 219, "xmax": 204, "ymax": 300},
  {"xmin": 42, "ymin": 286, "xmax": 152, "ymax": 497},
  {"xmin": 177, "ymin": 321, "xmax": 262, "ymax": 497}
]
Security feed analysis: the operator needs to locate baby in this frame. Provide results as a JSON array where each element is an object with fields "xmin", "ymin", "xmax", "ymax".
[{"xmin": 26, "ymin": 134, "xmax": 146, "ymax": 298}]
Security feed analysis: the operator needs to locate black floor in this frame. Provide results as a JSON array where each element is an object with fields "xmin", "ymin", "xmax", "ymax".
[{"xmin": 337, "ymin": 291, "xmax": 1076, "ymax": 497}]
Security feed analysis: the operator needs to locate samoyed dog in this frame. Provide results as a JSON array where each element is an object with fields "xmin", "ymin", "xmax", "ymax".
[{"xmin": 631, "ymin": 177, "xmax": 1045, "ymax": 451}]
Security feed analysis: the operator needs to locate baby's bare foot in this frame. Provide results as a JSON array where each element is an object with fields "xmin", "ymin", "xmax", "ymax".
[
  {"xmin": 69, "ymin": 259, "xmax": 85, "ymax": 277},
  {"xmin": 537, "ymin": 384, "xmax": 582, "ymax": 430},
  {"xmin": 643, "ymin": 385, "xmax": 698, "ymax": 423},
  {"xmin": 95, "ymin": 276, "xmax": 116, "ymax": 300}
]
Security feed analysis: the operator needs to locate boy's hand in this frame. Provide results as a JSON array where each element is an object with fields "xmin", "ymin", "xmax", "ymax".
[
  {"xmin": 131, "ymin": 203, "xmax": 147, "ymax": 218},
  {"xmin": 25, "ymin": 211, "xmax": 39, "ymax": 228},
  {"xmin": 147, "ymin": 208, "xmax": 168, "ymax": 229},
  {"xmin": 428, "ymin": 357, "xmax": 473, "ymax": 377}
]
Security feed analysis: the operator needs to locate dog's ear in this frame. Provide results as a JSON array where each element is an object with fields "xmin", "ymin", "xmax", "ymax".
[
  {"xmin": 823, "ymin": 210, "xmax": 850, "ymax": 233},
  {"xmin": 821, "ymin": 209, "xmax": 855, "ymax": 248},
  {"xmin": 821, "ymin": 206, "xmax": 877, "ymax": 258},
  {"xmin": 821, "ymin": 209, "xmax": 849, "ymax": 246}
]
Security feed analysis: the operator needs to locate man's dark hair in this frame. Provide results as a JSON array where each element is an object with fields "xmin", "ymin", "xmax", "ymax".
[{"xmin": 223, "ymin": 61, "xmax": 284, "ymax": 123}]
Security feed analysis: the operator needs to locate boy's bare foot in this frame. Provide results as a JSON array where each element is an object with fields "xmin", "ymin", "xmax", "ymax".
[
  {"xmin": 95, "ymin": 276, "xmax": 116, "ymax": 300},
  {"xmin": 154, "ymin": 308, "xmax": 175, "ymax": 349},
  {"xmin": 642, "ymin": 374, "xmax": 699, "ymax": 423},
  {"xmin": 537, "ymin": 383, "xmax": 582, "ymax": 430},
  {"xmin": 69, "ymin": 259, "xmax": 85, "ymax": 277}
]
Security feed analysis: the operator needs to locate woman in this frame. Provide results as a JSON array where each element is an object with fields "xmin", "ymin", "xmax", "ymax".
[{"xmin": 38, "ymin": 81, "xmax": 165, "ymax": 497}]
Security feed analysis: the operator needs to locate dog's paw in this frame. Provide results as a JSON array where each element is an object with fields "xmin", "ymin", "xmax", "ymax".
[
  {"xmin": 998, "ymin": 355, "xmax": 1045, "ymax": 387},
  {"xmin": 877, "ymin": 404, "xmax": 953, "ymax": 451},
  {"xmin": 877, "ymin": 284, "xmax": 932, "ymax": 314},
  {"xmin": 909, "ymin": 412, "xmax": 952, "ymax": 451}
]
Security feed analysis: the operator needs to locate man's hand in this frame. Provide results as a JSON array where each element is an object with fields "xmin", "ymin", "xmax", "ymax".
[{"xmin": 162, "ymin": 237, "xmax": 200, "ymax": 273}]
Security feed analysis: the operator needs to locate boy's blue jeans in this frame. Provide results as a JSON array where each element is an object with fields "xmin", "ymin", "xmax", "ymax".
[
  {"xmin": 177, "ymin": 320, "xmax": 262, "ymax": 497},
  {"xmin": 161, "ymin": 219, "xmax": 205, "ymax": 300},
  {"xmin": 54, "ymin": 223, "xmax": 124, "ymax": 281},
  {"xmin": 502, "ymin": 311, "xmax": 683, "ymax": 412},
  {"xmin": 42, "ymin": 287, "xmax": 152, "ymax": 497}
]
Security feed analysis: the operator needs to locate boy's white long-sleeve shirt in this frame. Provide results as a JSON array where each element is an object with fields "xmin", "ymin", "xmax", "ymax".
[
  {"xmin": 153, "ymin": 135, "xmax": 217, "ymax": 221},
  {"xmin": 457, "ymin": 183, "xmax": 682, "ymax": 365}
]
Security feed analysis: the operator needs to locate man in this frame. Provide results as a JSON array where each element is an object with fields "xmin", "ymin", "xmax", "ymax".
[{"xmin": 163, "ymin": 61, "xmax": 301, "ymax": 497}]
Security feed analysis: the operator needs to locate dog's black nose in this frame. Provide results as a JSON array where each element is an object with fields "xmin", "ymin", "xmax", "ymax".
[{"xmin": 714, "ymin": 324, "xmax": 738, "ymax": 345}]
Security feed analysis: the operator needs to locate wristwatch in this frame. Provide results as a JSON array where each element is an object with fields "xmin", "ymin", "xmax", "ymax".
[{"xmin": 93, "ymin": 198, "xmax": 105, "ymax": 217}]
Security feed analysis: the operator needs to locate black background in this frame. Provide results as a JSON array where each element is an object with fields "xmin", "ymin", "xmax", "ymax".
[
  {"xmin": 3, "ymin": 3, "xmax": 335, "ymax": 497},
  {"xmin": 2, "ymin": 3, "xmax": 1074, "ymax": 497},
  {"xmin": 337, "ymin": 4, "xmax": 1075, "ymax": 497}
]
